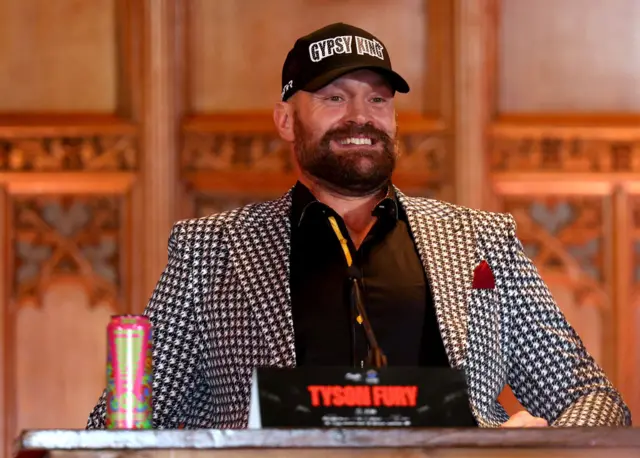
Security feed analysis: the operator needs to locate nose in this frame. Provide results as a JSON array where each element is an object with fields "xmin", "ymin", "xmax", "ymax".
[{"xmin": 343, "ymin": 97, "xmax": 371, "ymax": 125}]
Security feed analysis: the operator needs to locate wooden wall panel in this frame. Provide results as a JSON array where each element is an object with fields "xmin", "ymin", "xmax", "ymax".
[
  {"xmin": 181, "ymin": 115, "xmax": 451, "ymax": 197},
  {"xmin": 617, "ymin": 189, "xmax": 640, "ymax": 414},
  {"xmin": 498, "ymin": 0, "xmax": 640, "ymax": 113},
  {"xmin": 0, "ymin": 129, "xmax": 137, "ymax": 173},
  {"xmin": 495, "ymin": 191, "xmax": 614, "ymax": 374},
  {"xmin": 15, "ymin": 289, "xmax": 113, "ymax": 431},
  {"xmin": 490, "ymin": 0, "xmax": 640, "ymax": 417},
  {"xmin": 188, "ymin": 0, "xmax": 428, "ymax": 112},
  {"xmin": 9, "ymin": 193, "xmax": 129, "ymax": 306},
  {"xmin": 0, "ymin": 0, "xmax": 141, "ymax": 453},
  {"xmin": 0, "ymin": 188, "xmax": 6, "ymax": 458},
  {"xmin": 490, "ymin": 117, "xmax": 640, "ymax": 174},
  {"xmin": 488, "ymin": 120, "xmax": 640, "ymax": 415},
  {"xmin": 0, "ymin": 0, "xmax": 118, "ymax": 112},
  {"xmin": 2, "ymin": 181, "xmax": 134, "ymax": 456}
]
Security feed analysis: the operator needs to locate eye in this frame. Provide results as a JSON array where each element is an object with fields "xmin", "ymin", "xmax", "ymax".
[
  {"xmin": 326, "ymin": 95, "xmax": 344, "ymax": 102},
  {"xmin": 371, "ymin": 96, "xmax": 386, "ymax": 103}
]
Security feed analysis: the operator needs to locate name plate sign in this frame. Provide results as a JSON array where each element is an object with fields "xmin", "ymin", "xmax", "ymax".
[{"xmin": 248, "ymin": 366, "xmax": 477, "ymax": 428}]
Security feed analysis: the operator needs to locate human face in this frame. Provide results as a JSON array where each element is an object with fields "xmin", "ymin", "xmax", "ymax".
[{"xmin": 291, "ymin": 70, "xmax": 398, "ymax": 197}]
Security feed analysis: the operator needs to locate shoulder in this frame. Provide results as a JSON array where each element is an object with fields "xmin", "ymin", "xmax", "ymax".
[
  {"xmin": 464, "ymin": 206, "xmax": 517, "ymax": 236},
  {"xmin": 400, "ymin": 193, "xmax": 517, "ymax": 235},
  {"xmin": 166, "ymin": 193, "xmax": 291, "ymax": 252}
]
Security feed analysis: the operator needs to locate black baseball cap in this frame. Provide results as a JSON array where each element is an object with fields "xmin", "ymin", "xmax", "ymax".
[{"xmin": 281, "ymin": 22, "xmax": 410, "ymax": 101}]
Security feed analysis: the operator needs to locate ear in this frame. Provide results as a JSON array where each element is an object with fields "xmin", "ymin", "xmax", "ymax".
[{"xmin": 273, "ymin": 101, "xmax": 295, "ymax": 142}]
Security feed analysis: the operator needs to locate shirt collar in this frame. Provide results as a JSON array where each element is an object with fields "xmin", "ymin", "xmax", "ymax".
[{"xmin": 291, "ymin": 181, "xmax": 400, "ymax": 228}]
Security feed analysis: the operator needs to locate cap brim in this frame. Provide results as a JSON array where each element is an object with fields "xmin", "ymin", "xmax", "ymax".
[{"xmin": 302, "ymin": 64, "xmax": 410, "ymax": 95}]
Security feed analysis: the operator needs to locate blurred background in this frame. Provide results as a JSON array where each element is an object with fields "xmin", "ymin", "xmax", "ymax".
[{"xmin": 1, "ymin": 0, "xmax": 639, "ymax": 454}]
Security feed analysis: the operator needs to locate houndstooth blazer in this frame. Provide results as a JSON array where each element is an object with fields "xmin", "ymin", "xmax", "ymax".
[{"xmin": 87, "ymin": 187, "xmax": 632, "ymax": 429}]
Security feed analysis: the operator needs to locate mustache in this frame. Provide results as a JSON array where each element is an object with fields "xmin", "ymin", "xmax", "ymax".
[{"xmin": 321, "ymin": 123, "xmax": 392, "ymax": 144}]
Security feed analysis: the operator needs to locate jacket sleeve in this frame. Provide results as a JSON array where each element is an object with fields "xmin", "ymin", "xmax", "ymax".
[
  {"xmin": 502, "ymin": 215, "xmax": 632, "ymax": 426},
  {"xmin": 86, "ymin": 222, "xmax": 206, "ymax": 429}
]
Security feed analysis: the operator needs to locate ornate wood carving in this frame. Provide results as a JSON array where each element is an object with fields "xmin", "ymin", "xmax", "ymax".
[
  {"xmin": 501, "ymin": 195, "xmax": 607, "ymax": 306},
  {"xmin": 0, "ymin": 136, "xmax": 137, "ymax": 171},
  {"xmin": 12, "ymin": 195, "xmax": 124, "ymax": 307},
  {"xmin": 182, "ymin": 132, "xmax": 291, "ymax": 172},
  {"xmin": 622, "ymin": 192, "xmax": 640, "ymax": 417},
  {"xmin": 490, "ymin": 135, "xmax": 640, "ymax": 173},
  {"xmin": 181, "ymin": 131, "xmax": 450, "ymax": 180},
  {"xmin": 397, "ymin": 132, "xmax": 449, "ymax": 175},
  {"xmin": 630, "ymin": 197, "xmax": 640, "ymax": 294},
  {"xmin": 182, "ymin": 127, "xmax": 452, "ymax": 214}
]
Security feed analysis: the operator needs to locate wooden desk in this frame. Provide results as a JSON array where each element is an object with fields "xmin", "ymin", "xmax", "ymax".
[{"xmin": 13, "ymin": 428, "xmax": 640, "ymax": 458}]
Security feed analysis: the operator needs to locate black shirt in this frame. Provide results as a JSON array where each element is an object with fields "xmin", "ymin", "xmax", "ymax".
[{"xmin": 289, "ymin": 181, "xmax": 449, "ymax": 368}]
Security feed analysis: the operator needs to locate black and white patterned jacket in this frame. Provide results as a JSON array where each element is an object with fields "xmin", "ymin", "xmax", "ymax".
[{"xmin": 87, "ymin": 187, "xmax": 632, "ymax": 429}]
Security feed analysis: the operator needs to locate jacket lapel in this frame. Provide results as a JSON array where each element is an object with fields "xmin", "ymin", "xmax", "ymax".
[
  {"xmin": 396, "ymin": 190, "xmax": 477, "ymax": 370},
  {"xmin": 225, "ymin": 188, "xmax": 479, "ymax": 372},
  {"xmin": 226, "ymin": 190, "xmax": 297, "ymax": 368}
]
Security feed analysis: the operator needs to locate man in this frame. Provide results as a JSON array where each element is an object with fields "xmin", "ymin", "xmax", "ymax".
[{"xmin": 87, "ymin": 22, "xmax": 631, "ymax": 429}]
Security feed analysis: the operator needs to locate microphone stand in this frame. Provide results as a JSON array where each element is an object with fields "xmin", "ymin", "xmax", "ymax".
[{"xmin": 348, "ymin": 266, "xmax": 388, "ymax": 369}]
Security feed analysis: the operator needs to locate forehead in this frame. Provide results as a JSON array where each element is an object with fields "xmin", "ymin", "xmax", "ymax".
[{"xmin": 318, "ymin": 69, "xmax": 394, "ymax": 93}]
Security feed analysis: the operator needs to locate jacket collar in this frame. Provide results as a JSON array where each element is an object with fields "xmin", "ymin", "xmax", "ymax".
[{"xmin": 290, "ymin": 181, "xmax": 401, "ymax": 229}]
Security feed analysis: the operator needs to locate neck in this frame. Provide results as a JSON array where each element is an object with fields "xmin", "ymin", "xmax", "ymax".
[{"xmin": 299, "ymin": 176, "xmax": 387, "ymax": 235}]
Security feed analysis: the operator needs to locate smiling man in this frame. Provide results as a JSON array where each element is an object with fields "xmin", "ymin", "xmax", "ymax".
[{"xmin": 87, "ymin": 22, "xmax": 631, "ymax": 429}]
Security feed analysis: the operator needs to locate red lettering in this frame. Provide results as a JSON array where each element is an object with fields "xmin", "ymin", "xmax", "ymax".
[
  {"xmin": 356, "ymin": 386, "xmax": 373, "ymax": 406},
  {"xmin": 318, "ymin": 386, "xmax": 333, "ymax": 406},
  {"xmin": 333, "ymin": 386, "xmax": 346, "ymax": 407},
  {"xmin": 403, "ymin": 386, "xmax": 418, "ymax": 407},
  {"xmin": 343, "ymin": 386, "xmax": 371, "ymax": 407},
  {"xmin": 372, "ymin": 386, "xmax": 419, "ymax": 407},
  {"xmin": 308, "ymin": 386, "xmax": 322, "ymax": 407},
  {"xmin": 372, "ymin": 386, "xmax": 385, "ymax": 406},
  {"xmin": 307, "ymin": 385, "xmax": 335, "ymax": 407},
  {"xmin": 308, "ymin": 385, "xmax": 374, "ymax": 407}
]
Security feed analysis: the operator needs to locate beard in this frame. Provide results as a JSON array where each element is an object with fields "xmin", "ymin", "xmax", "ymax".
[{"xmin": 293, "ymin": 113, "xmax": 397, "ymax": 197}]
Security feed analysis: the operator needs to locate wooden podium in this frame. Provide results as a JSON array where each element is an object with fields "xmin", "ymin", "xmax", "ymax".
[{"xmin": 13, "ymin": 428, "xmax": 640, "ymax": 458}]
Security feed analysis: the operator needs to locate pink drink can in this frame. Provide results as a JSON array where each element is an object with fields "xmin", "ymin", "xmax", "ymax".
[{"xmin": 106, "ymin": 315, "xmax": 153, "ymax": 429}]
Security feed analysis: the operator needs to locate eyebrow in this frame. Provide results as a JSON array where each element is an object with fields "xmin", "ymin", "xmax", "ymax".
[{"xmin": 318, "ymin": 81, "xmax": 393, "ymax": 96}]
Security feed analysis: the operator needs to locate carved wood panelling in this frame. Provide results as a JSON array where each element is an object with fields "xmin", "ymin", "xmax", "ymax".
[
  {"xmin": 498, "ymin": 193, "xmax": 612, "ymax": 377},
  {"xmin": 623, "ymin": 193, "xmax": 640, "ymax": 413},
  {"xmin": 182, "ymin": 132, "xmax": 291, "ymax": 173},
  {"xmin": 491, "ymin": 131, "xmax": 640, "ymax": 416},
  {"xmin": 501, "ymin": 195, "xmax": 608, "ymax": 304},
  {"xmin": 2, "ymin": 174, "xmax": 134, "ymax": 456},
  {"xmin": 632, "ymin": 199, "xmax": 640, "ymax": 290},
  {"xmin": 0, "ymin": 135, "xmax": 137, "ymax": 171},
  {"xmin": 182, "ymin": 131, "xmax": 448, "ymax": 174},
  {"xmin": 0, "ymin": 0, "xmax": 143, "ymax": 455},
  {"xmin": 11, "ymin": 195, "xmax": 125, "ymax": 309},
  {"xmin": 181, "ymin": 115, "xmax": 453, "ymax": 202},
  {"xmin": 490, "ymin": 128, "xmax": 640, "ymax": 173}
]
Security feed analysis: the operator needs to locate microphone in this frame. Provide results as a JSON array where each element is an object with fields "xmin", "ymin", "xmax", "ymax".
[{"xmin": 347, "ymin": 265, "xmax": 388, "ymax": 369}]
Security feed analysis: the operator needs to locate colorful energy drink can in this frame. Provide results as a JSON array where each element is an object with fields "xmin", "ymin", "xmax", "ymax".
[{"xmin": 105, "ymin": 314, "xmax": 153, "ymax": 429}]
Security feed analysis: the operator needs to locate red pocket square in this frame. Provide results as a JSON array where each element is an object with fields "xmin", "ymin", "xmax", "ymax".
[{"xmin": 472, "ymin": 260, "xmax": 495, "ymax": 289}]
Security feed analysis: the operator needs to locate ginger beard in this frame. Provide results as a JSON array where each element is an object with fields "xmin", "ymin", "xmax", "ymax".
[{"xmin": 293, "ymin": 112, "xmax": 398, "ymax": 197}]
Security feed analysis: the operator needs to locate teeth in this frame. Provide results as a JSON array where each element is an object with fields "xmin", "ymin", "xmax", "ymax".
[{"xmin": 339, "ymin": 137, "xmax": 372, "ymax": 145}]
